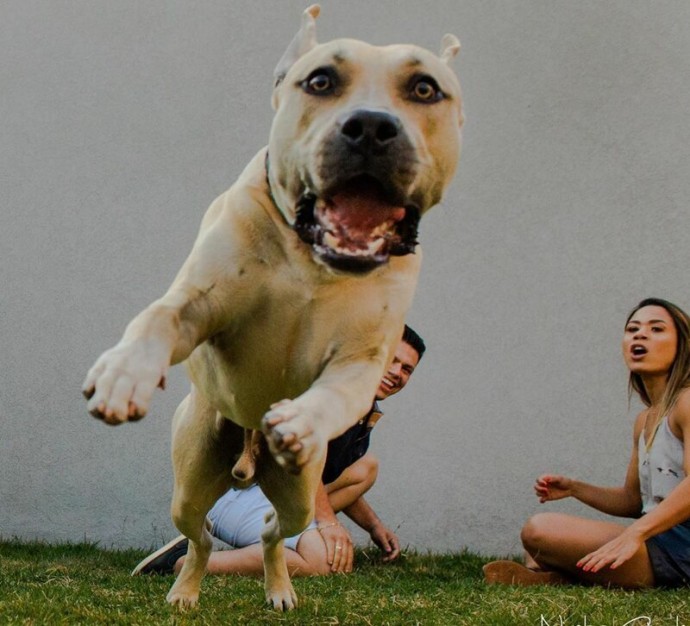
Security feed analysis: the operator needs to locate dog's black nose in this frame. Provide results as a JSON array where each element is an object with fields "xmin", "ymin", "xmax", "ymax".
[{"xmin": 340, "ymin": 110, "xmax": 401, "ymax": 153}]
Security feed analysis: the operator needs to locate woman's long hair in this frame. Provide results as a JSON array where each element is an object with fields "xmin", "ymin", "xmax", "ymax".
[{"xmin": 626, "ymin": 298, "xmax": 690, "ymax": 448}]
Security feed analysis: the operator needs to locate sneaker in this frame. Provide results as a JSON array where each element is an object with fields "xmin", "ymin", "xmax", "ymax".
[
  {"xmin": 482, "ymin": 560, "xmax": 568, "ymax": 586},
  {"xmin": 131, "ymin": 535, "xmax": 189, "ymax": 576}
]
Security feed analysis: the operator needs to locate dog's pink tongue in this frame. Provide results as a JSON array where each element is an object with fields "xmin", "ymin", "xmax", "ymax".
[{"xmin": 329, "ymin": 185, "xmax": 405, "ymax": 230}]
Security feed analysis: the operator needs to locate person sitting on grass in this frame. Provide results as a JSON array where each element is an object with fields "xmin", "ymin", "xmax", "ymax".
[
  {"xmin": 484, "ymin": 298, "xmax": 690, "ymax": 588},
  {"xmin": 133, "ymin": 325, "xmax": 425, "ymax": 578}
]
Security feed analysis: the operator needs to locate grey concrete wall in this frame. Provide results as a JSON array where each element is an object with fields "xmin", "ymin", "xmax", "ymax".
[{"xmin": 1, "ymin": 0, "xmax": 689, "ymax": 557}]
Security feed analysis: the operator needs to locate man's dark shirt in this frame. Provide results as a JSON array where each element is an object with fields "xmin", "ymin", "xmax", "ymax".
[{"xmin": 321, "ymin": 402, "xmax": 382, "ymax": 485}]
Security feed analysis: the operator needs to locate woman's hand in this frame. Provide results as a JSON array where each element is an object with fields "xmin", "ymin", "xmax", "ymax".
[
  {"xmin": 535, "ymin": 474, "xmax": 574, "ymax": 503},
  {"xmin": 576, "ymin": 527, "xmax": 645, "ymax": 573}
]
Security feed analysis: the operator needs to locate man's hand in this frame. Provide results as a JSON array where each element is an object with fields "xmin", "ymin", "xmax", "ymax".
[
  {"xmin": 369, "ymin": 522, "xmax": 400, "ymax": 562},
  {"xmin": 318, "ymin": 522, "xmax": 354, "ymax": 573}
]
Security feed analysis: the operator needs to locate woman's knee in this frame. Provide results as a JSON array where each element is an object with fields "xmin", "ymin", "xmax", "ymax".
[{"xmin": 521, "ymin": 512, "xmax": 561, "ymax": 553}]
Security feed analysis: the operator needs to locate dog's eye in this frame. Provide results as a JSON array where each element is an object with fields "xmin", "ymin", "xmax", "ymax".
[
  {"xmin": 409, "ymin": 76, "xmax": 444, "ymax": 103},
  {"xmin": 308, "ymin": 74, "xmax": 332, "ymax": 92},
  {"xmin": 302, "ymin": 68, "xmax": 337, "ymax": 95}
]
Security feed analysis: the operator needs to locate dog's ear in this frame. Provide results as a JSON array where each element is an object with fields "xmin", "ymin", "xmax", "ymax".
[
  {"xmin": 273, "ymin": 5, "xmax": 320, "ymax": 89},
  {"xmin": 439, "ymin": 34, "xmax": 461, "ymax": 64}
]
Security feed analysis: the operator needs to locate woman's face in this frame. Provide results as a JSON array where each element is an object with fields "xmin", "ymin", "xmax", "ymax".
[{"xmin": 622, "ymin": 305, "xmax": 678, "ymax": 377}]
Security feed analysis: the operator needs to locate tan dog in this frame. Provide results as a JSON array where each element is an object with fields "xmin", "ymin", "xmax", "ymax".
[{"xmin": 83, "ymin": 5, "xmax": 463, "ymax": 611}]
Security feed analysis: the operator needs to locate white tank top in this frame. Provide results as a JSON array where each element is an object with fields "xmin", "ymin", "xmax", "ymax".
[{"xmin": 638, "ymin": 415, "xmax": 685, "ymax": 514}]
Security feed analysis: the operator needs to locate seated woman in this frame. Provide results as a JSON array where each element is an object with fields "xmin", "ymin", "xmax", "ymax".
[{"xmin": 485, "ymin": 298, "xmax": 690, "ymax": 588}]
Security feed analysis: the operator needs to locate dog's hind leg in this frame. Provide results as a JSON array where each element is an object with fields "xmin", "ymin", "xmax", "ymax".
[
  {"xmin": 166, "ymin": 388, "xmax": 242, "ymax": 609},
  {"xmin": 256, "ymin": 452, "xmax": 325, "ymax": 611}
]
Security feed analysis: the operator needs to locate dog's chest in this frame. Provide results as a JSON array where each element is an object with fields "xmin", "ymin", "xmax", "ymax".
[{"xmin": 186, "ymin": 273, "xmax": 385, "ymax": 427}]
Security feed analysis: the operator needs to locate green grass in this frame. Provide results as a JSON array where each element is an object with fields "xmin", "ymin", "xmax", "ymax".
[{"xmin": 0, "ymin": 540, "xmax": 688, "ymax": 625}]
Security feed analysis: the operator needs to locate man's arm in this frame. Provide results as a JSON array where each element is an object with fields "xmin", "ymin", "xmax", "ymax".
[{"xmin": 343, "ymin": 496, "xmax": 400, "ymax": 562}]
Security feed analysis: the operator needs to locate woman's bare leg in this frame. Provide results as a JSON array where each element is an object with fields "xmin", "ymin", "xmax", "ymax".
[{"xmin": 521, "ymin": 512, "xmax": 655, "ymax": 588}]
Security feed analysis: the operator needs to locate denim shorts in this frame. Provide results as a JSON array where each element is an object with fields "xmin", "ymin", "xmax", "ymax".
[
  {"xmin": 646, "ymin": 519, "xmax": 690, "ymax": 587},
  {"xmin": 208, "ymin": 484, "xmax": 317, "ymax": 552}
]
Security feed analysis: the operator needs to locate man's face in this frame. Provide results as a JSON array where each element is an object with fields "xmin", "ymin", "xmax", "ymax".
[{"xmin": 376, "ymin": 340, "xmax": 420, "ymax": 400}]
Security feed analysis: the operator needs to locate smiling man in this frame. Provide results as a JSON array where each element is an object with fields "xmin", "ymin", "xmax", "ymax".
[
  {"xmin": 315, "ymin": 324, "xmax": 425, "ymax": 569},
  {"xmin": 134, "ymin": 325, "xmax": 425, "ymax": 578}
]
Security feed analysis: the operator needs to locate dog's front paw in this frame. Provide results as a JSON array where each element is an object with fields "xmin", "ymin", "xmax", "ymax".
[
  {"xmin": 82, "ymin": 339, "xmax": 168, "ymax": 425},
  {"xmin": 265, "ymin": 580, "xmax": 298, "ymax": 612},
  {"xmin": 166, "ymin": 586, "xmax": 199, "ymax": 611},
  {"xmin": 261, "ymin": 400, "xmax": 323, "ymax": 474}
]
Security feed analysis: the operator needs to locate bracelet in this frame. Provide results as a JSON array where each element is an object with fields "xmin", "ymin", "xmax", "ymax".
[{"xmin": 316, "ymin": 522, "xmax": 340, "ymax": 534}]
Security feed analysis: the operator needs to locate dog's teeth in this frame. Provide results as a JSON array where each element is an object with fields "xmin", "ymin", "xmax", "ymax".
[
  {"xmin": 322, "ymin": 215, "xmax": 336, "ymax": 231},
  {"xmin": 371, "ymin": 221, "xmax": 395, "ymax": 237},
  {"xmin": 317, "ymin": 216, "xmax": 390, "ymax": 261},
  {"xmin": 323, "ymin": 232, "xmax": 340, "ymax": 248},
  {"xmin": 368, "ymin": 238, "xmax": 386, "ymax": 254}
]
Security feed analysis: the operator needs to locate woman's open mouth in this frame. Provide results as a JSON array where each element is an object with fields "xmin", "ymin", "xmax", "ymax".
[{"xmin": 630, "ymin": 344, "xmax": 648, "ymax": 359}]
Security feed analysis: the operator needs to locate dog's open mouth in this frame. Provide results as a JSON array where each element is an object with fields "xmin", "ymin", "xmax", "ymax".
[{"xmin": 294, "ymin": 176, "xmax": 420, "ymax": 274}]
